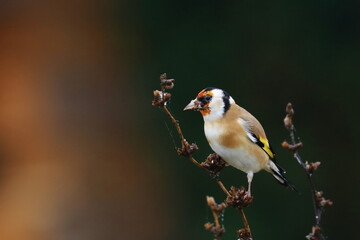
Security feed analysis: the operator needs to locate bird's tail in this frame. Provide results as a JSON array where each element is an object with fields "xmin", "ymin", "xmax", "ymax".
[{"xmin": 268, "ymin": 160, "xmax": 298, "ymax": 192}]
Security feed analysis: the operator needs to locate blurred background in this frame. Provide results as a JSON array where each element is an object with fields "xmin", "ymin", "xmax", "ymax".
[{"xmin": 0, "ymin": 0, "xmax": 359, "ymax": 239}]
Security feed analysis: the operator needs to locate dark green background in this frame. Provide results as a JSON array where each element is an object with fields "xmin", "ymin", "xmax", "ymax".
[{"xmin": 137, "ymin": 0, "xmax": 360, "ymax": 239}]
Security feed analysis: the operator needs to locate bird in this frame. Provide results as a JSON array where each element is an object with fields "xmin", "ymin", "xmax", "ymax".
[{"xmin": 184, "ymin": 87, "xmax": 296, "ymax": 196}]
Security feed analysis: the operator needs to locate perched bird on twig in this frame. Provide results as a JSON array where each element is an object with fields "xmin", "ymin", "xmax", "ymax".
[{"xmin": 184, "ymin": 88, "xmax": 296, "ymax": 196}]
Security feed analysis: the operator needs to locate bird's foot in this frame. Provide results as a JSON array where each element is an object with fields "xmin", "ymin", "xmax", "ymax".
[{"xmin": 245, "ymin": 190, "xmax": 252, "ymax": 198}]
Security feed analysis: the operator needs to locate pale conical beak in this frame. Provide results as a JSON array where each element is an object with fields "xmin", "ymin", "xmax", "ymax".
[{"xmin": 183, "ymin": 99, "xmax": 198, "ymax": 111}]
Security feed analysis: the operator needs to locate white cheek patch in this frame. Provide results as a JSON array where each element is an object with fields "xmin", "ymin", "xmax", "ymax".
[
  {"xmin": 212, "ymin": 99, "xmax": 224, "ymax": 111},
  {"xmin": 204, "ymin": 99, "xmax": 225, "ymax": 121},
  {"xmin": 202, "ymin": 90, "xmax": 235, "ymax": 122}
]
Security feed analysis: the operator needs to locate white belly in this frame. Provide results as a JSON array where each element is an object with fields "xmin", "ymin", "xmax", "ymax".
[
  {"xmin": 204, "ymin": 123, "xmax": 262, "ymax": 173},
  {"xmin": 209, "ymin": 141, "xmax": 262, "ymax": 173}
]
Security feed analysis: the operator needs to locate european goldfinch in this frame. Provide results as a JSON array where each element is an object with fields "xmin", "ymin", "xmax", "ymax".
[{"xmin": 184, "ymin": 88, "xmax": 295, "ymax": 196}]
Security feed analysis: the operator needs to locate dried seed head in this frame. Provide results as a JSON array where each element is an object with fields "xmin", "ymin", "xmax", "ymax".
[
  {"xmin": 281, "ymin": 141, "xmax": 303, "ymax": 152},
  {"xmin": 206, "ymin": 196, "xmax": 227, "ymax": 215},
  {"xmin": 177, "ymin": 142, "xmax": 198, "ymax": 157},
  {"xmin": 286, "ymin": 102, "xmax": 294, "ymax": 115},
  {"xmin": 160, "ymin": 73, "xmax": 167, "ymax": 81},
  {"xmin": 188, "ymin": 143, "xmax": 198, "ymax": 154},
  {"xmin": 281, "ymin": 141, "xmax": 290, "ymax": 149},
  {"xmin": 204, "ymin": 222, "xmax": 214, "ymax": 231},
  {"xmin": 152, "ymin": 90, "xmax": 171, "ymax": 106},
  {"xmin": 152, "ymin": 90, "xmax": 163, "ymax": 106},
  {"xmin": 163, "ymin": 92, "xmax": 171, "ymax": 102},
  {"xmin": 306, "ymin": 226, "xmax": 321, "ymax": 240},
  {"xmin": 237, "ymin": 229, "xmax": 253, "ymax": 240},
  {"xmin": 226, "ymin": 186, "xmax": 253, "ymax": 208},
  {"xmin": 305, "ymin": 161, "xmax": 321, "ymax": 174},
  {"xmin": 207, "ymin": 196, "xmax": 216, "ymax": 207},
  {"xmin": 284, "ymin": 116, "xmax": 293, "ymax": 130},
  {"xmin": 315, "ymin": 191, "xmax": 333, "ymax": 207},
  {"xmin": 201, "ymin": 153, "xmax": 227, "ymax": 177},
  {"xmin": 204, "ymin": 222, "xmax": 225, "ymax": 237},
  {"xmin": 284, "ymin": 103, "xmax": 294, "ymax": 130},
  {"xmin": 161, "ymin": 79, "xmax": 175, "ymax": 90},
  {"xmin": 160, "ymin": 73, "xmax": 175, "ymax": 90}
]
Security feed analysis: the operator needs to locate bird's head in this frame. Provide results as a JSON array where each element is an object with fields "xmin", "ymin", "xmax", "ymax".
[{"xmin": 184, "ymin": 87, "xmax": 235, "ymax": 120}]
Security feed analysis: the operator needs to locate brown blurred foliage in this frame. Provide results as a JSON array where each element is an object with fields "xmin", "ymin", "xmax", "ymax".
[{"xmin": 0, "ymin": 1, "xmax": 170, "ymax": 240}]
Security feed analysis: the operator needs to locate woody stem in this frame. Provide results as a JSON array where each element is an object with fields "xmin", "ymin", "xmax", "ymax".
[
  {"xmin": 239, "ymin": 208, "xmax": 252, "ymax": 237},
  {"xmin": 161, "ymin": 105, "xmax": 202, "ymax": 168}
]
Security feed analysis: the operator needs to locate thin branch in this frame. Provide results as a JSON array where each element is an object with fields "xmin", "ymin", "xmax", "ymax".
[
  {"xmin": 282, "ymin": 103, "xmax": 333, "ymax": 240},
  {"xmin": 161, "ymin": 104, "xmax": 203, "ymax": 168},
  {"xmin": 205, "ymin": 196, "xmax": 226, "ymax": 240},
  {"xmin": 238, "ymin": 208, "xmax": 252, "ymax": 239},
  {"xmin": 226, "ymin": 186, "xmax": 253, "ymax": 238},
  {"xmin": 216, "ymin": 179, "xmax": 231, "ymax": 197}
]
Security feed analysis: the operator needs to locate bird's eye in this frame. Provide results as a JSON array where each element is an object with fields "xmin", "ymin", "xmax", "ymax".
[{"xmin": 198, "ymin": 95, "xmax": 212, "ymax": 106}]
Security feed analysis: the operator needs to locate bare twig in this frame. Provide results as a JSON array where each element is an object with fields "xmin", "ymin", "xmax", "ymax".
[
  {"xmin": 216, "ymin": 180, "xmax": 231, "ymax": 197},
  {"xmin": 205, "ymin": 196, "xmax": 226, "ymax": 240},
  {"xmin": 282, "ymin": 103, "xmax": 333, "ymax": 240},
  {"xmin": 152, "ymin": 73, "xmax": 253, "ymax": 238},
  {"xmin": 226, "ymin": 186, "xmax": 253, "ymax": 237}
]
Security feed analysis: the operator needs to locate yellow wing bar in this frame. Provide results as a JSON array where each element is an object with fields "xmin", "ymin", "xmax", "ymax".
[{"xmin": 259, "ymin": 136, "xmax": 275, "ymax": 159}]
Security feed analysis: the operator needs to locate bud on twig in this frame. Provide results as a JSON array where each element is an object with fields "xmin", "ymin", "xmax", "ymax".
[
  {"xmin": 204, "ymin": 223, "xmax": 225, "ymax": 237},
  {"xmin": 315, "ymin": 191, "xmax": 333, "ymax": 207},
  {"xmin": 205, "ymin": 196, "xmax": 226, "ymax": 238},
  {"xmin": 284, "ymin": 103, "xmax": 294, "ymax": 131},
  {"xmin": 160, "ymin": 73, "xmax": 175, "ymax": 90},
  {"xmin": 306, "ymin": 226, "xmax": 321, "ymax": 240},
  {"xmin": 177, "ymin": 142, "xmax": 198, "ymax": 156},
  {"xmin": 152, "ymin": 90, "xmax": 171, "ymax": 106},
  {"xmin": 282, "ymin": 102, "xmax": 333, "ymax": 240},
  {"xmin": 305, "ymin": 161, "xmax": 321, "ymax": 174},
  {"xmin": 281, "ymin": 141, "xmax": 303, "ymax": 152},
  {"xmin": 206, "ymin": 196, "xmax": 227, "ymax": 215}
]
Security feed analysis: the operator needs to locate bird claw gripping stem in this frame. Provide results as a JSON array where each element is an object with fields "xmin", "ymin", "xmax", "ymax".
[{"xmin": 226, "ymin": 186, "xmax": 254, "ymax": 208}]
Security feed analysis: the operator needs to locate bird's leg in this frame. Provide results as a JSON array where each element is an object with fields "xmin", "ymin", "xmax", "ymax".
[{"xmin": 247, "ymin": 171, "xmax": 254, "ymax": 196}]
